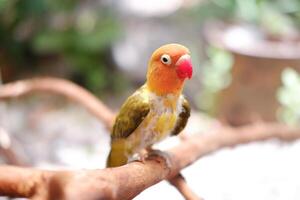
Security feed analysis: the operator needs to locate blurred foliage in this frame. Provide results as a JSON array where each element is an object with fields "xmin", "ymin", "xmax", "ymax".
[
  {"xmin": 190, "ymin": 0, "xmax": 300, "ymax": 37},
  {"xmin": 191, "ymin": 0, "xmax": 300, "ymax": 115},
  {"xmin": 198, "ymin": 46, "xmax": 233, "ymax": 114},
  {"xmin": 0, "ymin": 0, "xmax": 124, "ymax": 93},
  {"xmin": 277, "ymin": 68, "xmax": 300, "ymax": 125}
]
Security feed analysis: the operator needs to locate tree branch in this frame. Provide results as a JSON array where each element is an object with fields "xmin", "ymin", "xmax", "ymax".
[
  {"xmin": 0, "ymin": 77, "xmax": 115, "ymax": 129},
  {"xmin": 0, "ymin": 127, "xmax": 27, "ymax": 166},
  {"xmin": 0, "ymin": 123, "xmax": 298, "ymax": 200},
  {"xmin": 1, "ymin": 78, "xmax": 299, "ymax": 199},
  {"xmin": 0, "ymin": 77, "xmax": 199, "ymax": 198},
  {"xmin": 169, "ymin": 174, "xmax": 203, "ymax": 200}
]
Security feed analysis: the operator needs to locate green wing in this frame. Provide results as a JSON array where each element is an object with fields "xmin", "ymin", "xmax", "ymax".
[
  {"xmin": 111, "ymin": 87, "xmax": 150, "ymax": 139},
  {"xmin": 171, "ymin": 96, "xmax": 191, "ymax": 136}
]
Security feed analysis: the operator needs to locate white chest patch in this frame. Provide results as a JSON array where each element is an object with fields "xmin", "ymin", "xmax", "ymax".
[{"xmin": 131, "ymin": 93, "xmax": 184, "ymax": 152}]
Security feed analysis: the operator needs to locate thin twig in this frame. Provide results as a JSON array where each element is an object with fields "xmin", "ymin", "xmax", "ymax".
[
  {"xmin": 0, "ymin": 127, "xmax": 26, "ymax": 166},
  {"xmin": 0, "ymin": 77, "xmax": 115, "ymax": 129},
  {"xmin": 169, "ymin": 174, "xmax": 203, "ymax": 200}
]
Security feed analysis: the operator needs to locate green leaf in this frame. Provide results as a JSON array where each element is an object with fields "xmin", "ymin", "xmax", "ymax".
[{"xmin": 282, "ymin": 68, "xmax": 300, "ymax": 87}]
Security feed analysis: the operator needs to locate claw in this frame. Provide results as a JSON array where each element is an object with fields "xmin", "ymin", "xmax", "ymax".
[
  {"xmin": 147, "ymin": 149, "xmax": 173, "ymax": 169},
  {"xmin": 127, "ymin": 149, "xmax": 148, "ymax": 164},
  {"xmin": 128, "ymin": 148, "xmax": 173, "ymax": 170}
]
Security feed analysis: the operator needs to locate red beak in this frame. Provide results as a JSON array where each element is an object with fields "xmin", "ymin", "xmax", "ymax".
[{"xmin": 176, "ymin": 54, "xmax": 193, "ymax": 79}]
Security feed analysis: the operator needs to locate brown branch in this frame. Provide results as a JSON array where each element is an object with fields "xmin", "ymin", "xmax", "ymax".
[
  {"xmin": 169, "ymin": 174, "xmax": 203, "ymax": 200},
  {"xmin": 0, "ymin": 146, "xmax": 25, "ymax": 166},
  {"xmin": 0, "ymin": 77, "xmax": 115, "ymax": 129},
  {"xmin": 0, "ymin": 123, "xmax": 299, "ymax": 200},
  {"xmin": 1, "ymin": 78, "xmax": 299, "ymax": 199},
  {"xmin": 0, "ymin": 77, "xmax": 198, "ymax": 198},
  {"xmin": 0, "ymin": 127, "xmax": 27, "ymax": 166},
  {"xmin": 0, "ymin": 77, "xmax": 197, "ymax": 198}
]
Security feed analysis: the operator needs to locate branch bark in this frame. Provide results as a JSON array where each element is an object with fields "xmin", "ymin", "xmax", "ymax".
[
  {"xmin": 0, "ymin": 78, "xmax": 199, "ymax": 198},
  {"xmin": 0, "ymin": 77, "xmax": 115, "ymax": 129},
  {"xmin": 1, "ymin": 78, "xmax": 300, "ymax": 199},
  {"xmin": 169, "ymin": 174, "xmax": 203, "ymax": 200},
  {"xmin": 0, "ymin": 127, "xmax": 27, "ymax": 166},
  {"xmin": 0, "ymin": 123, "xmax": 298, "ymax": 200}
]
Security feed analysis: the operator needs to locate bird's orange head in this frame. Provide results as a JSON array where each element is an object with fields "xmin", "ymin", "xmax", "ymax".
[{"xmin": 146, "ymin": 43, "xmax": 193, "ymax": 96}]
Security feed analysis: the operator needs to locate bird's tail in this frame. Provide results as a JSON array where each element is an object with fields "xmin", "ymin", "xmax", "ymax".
[{"xmin": 106, "ymin": 139, "xmax": 129, "ymax": 167}]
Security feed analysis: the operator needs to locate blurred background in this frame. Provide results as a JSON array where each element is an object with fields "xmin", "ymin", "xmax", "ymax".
[{"xmin": 1, "ymin": 0, "xmax": 300, "ymax": 199}]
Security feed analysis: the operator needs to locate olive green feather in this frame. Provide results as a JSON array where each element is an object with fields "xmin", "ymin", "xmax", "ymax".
[
  {"xmin": 171, "ymin": 97, "xmax": 190, "ymax": 136},
  {"xmin": 108, "ymin": 87, "xmax": 150, "ymax": 167},
  {"xmin": 108, "ymin": 90, "xmax": 190, "ymax": 167},
  {"xmin": 111, "ymin": 87, "xmax": 150, "ymax": 139}
]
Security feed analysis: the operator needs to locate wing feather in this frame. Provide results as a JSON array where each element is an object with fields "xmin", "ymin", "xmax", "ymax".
[
  {"xmin": 171, "ymin": 96, "xmax": 190, "ymax": 136},
  {"xmin": 111, "ymin": 87, "xmax": 150, "ymax": 139}
]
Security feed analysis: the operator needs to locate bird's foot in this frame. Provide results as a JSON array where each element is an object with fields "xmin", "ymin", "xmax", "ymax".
[
  {"xmin": 128, "ymin": 148, "xmax": 173, "ymax": 170},
  {"xmin": 127, "ymin": 149, "xmax": 148, "ymax": 164},
  {"xmin": 147, "ymin": 149, "xmax": 173, "ymax": 170}
]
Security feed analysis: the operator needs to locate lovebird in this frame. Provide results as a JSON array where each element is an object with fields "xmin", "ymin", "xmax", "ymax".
[{"xmin": 107, "ymin": 44, "xmax": 193, "ymax": 167}]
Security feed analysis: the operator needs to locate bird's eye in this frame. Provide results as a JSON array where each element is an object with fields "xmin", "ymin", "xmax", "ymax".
[{"xmin": 160, "ymin": 54, "xmax": 171, "ymax": 65}]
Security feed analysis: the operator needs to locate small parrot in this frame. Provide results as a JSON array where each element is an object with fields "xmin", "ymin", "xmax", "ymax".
[{"xmin": 107, "ymin": 43, "xmax": 193, "ymax": 167}]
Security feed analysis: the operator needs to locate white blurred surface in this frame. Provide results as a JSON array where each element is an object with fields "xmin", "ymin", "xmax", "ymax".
[
  {"xmin": 119, "ymin": 0, "xmax": 183, "ymax": 17},
  {"xmin": 137, "ymin": 140, "xmax": 300, "ymax": 200}
]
